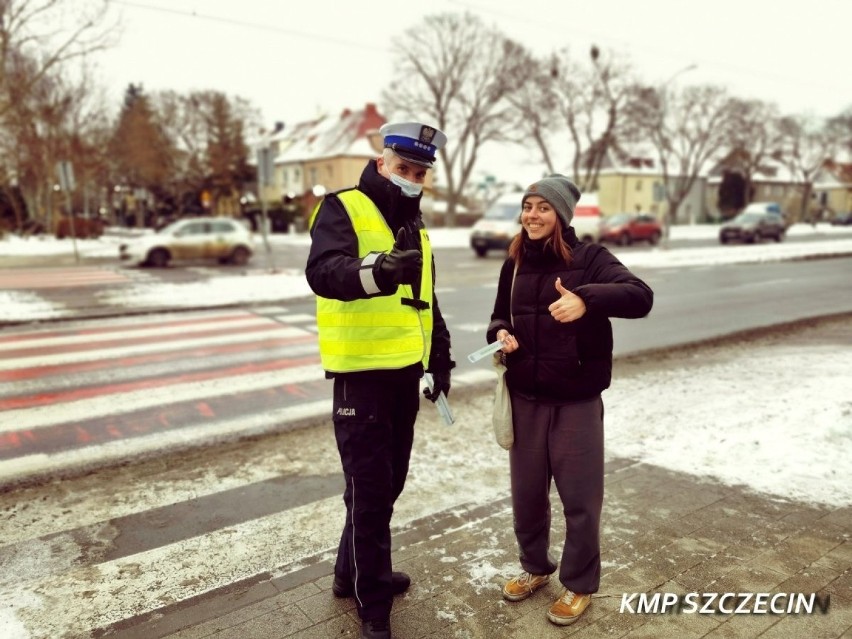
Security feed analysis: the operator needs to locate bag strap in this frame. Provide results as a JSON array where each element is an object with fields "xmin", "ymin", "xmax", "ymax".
[{"xmin": 509, "ymin": 262, "xmax": 518, "ymax": 324}]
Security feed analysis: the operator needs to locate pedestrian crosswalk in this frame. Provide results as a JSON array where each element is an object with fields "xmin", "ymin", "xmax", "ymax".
[
  {"xmin": 0, "ymin": 308, "xmax": 327, "ymax": 486},
  {"xmin": 0, "ymin": 266, "xmax": 133, "ymax": 289},
  {"xmin": 0, "ymin": 308, "xmax": 503, "ymax": 639}
]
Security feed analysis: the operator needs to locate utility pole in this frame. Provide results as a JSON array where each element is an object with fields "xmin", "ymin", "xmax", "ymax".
[{"xmin": 256, "ymin": 143, "xmax": 278, "ymax": 272}]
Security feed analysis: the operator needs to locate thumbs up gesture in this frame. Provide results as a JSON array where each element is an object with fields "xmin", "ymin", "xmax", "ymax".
[
  {"xmin": 379, "ymin": 227, "xmax": 422, "ymax": 286},
  {"xmin": 548, "ymin": 277, "xmax": 586, "ymax": 323}
]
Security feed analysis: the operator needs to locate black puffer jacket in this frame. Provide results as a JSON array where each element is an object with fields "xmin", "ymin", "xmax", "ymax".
[{"xmin": 486, "ymin": 228, "xmax": 653, "ymax": 402}]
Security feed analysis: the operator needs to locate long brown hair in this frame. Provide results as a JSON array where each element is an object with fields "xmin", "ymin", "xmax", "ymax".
[{"xmin": 508, "ymin": 214, "xmax": 573, "ymax": 267}]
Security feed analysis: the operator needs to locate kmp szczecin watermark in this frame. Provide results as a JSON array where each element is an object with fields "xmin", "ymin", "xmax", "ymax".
[{"xmin": 620, "ymin": 592, "xmax": 831, "ymax": 615}]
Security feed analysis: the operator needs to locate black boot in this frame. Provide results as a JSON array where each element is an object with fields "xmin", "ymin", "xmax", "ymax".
[
  {"xmin": 361, "ymin": 618, "xmax": 391, "ymax": 639},
  {"xmin": 333, "ymin": 572, "xmax": 411, "ymax": 598}
]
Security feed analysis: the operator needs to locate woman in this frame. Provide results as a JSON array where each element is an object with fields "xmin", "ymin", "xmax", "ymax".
[{"xmin": 486, "ymin": 174, "xmax": 653, "ymax": 625}]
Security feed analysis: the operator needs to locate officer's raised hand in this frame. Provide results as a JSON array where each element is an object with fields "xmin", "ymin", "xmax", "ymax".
[{"xmin": 378, "ymin": 227, "xmax": 422, "ymax": 286}]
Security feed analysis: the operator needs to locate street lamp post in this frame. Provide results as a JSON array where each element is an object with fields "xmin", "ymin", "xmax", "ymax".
[{"xmin": 657, "ymin": 64, "xmax": 698, "ymax": 243}]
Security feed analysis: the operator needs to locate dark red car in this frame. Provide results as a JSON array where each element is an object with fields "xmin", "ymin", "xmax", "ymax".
[{"xmin": 599, "ymin": 213, "xmax": 662, "ymax": 246}]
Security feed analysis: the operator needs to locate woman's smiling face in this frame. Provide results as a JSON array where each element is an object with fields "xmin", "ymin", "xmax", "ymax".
[{"xmin": 521, "ymin": 195, "xmax": 558, "ymax": 240}]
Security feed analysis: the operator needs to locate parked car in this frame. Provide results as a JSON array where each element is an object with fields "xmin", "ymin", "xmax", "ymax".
[
  {"xmin": 830, "ymin": 211, "xmax": 852, "ymax": 226},
  {"xmin": 599, "ymin": 212, "xmax": 662, "ymax": 245},
  {"xmin": 119, "ymin": 217, "xmax": 255, "ymax": 267},
  {"xmin": 719, "ymin": 211, "xmax": 786, "ymax": 244}
]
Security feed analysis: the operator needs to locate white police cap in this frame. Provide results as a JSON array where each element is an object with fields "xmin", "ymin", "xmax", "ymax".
[{"xmin": 379, "ymin": 121, "xmax": 447, "ymax": 168}]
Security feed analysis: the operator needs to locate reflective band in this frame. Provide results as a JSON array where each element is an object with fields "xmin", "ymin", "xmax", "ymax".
[{"xmin": 359, "ymin": 252, "xmax": 381, "ymax": 295}]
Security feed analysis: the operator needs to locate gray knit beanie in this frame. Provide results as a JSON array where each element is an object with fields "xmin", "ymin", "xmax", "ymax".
[{"xmin": 522, "ymin": 174, "xmax": 581, "ymax": 227}]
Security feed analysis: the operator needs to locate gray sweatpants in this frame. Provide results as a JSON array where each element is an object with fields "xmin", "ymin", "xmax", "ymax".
[{"xmin": 508, "ymin": 392, "xmax": 604, "ymax": 594}]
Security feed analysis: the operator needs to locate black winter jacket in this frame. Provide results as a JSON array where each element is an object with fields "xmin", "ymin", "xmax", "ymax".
[
  {"xmin": 306, "ymin": 159, "xmax": 454, "ymax": 377},
  {"xmin": 486, "ymin": 228, "xmax": 653, "ymax": 402}
]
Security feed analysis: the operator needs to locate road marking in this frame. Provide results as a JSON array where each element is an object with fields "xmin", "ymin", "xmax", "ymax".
[
  {"xmin": 0, "ymin": 267, "xmax": 131, "ymax": 289},
  {"xmin": 0, "ymin": 400, "xmax": 331, "ymax": 487},
  {"xmin": 1, "ymin": 325, "xmax": 310, "ymax": 369},
  {"xmin": 0, "ymin": 313, "xmax": 274, "ymax": 351},
  {"xmin": 0, "ymin": 363, "xmax": 324, "ymax": 433}
]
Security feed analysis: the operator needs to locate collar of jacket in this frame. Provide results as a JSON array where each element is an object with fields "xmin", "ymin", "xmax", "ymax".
[
  {"xmin": 358, "ymin": 159, "xmax": 422, "ymax": 227},
  {"xmin": 522, "ymin": 226, "xmax": 580, "ymax": 264}
]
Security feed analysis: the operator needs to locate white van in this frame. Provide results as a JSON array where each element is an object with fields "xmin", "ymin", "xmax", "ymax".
[
  {"xmin": 572, "ymin": 192, "xmax": 603, "ymax": 244},
  {"xmin": 469, "ymin": 192, "xmax": 523, "ymax": 257},
  {"xmin": 469, "ymin": 191, "xmax": 601, "ymax": 257}
]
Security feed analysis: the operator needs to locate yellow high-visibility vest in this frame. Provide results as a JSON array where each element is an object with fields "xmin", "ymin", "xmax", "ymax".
[{"xmin": 312, "ymin": 189, "xmax": 433, "ymax": 373}]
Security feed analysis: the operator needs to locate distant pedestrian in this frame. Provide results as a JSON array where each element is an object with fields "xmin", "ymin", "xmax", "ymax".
[
  {"xmin": 486, "ymin": 175, "xmax": 653, "ymax": 625},
  {"xmin": 306, "ymin": 121, "xmax": 455, "ymax": 639}
]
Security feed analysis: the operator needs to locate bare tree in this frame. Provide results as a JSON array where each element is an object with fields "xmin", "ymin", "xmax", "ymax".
[
  {"xmin": 506, "ymin": 54, "xmax": 560, "ymax": 175},
  {"xmin": 826, "ymin": 105, "xmax": 852, "ymax": 157},
  {"xmin": 775, "ymin": 114, "xmax": 837, "ymax": 223},
  {"xmin": 0, "ymin": 0, "xmax": 115, "ymax": 230},
  {"xmin": 559, "ymin": 47, "xmax": 635, "ymax": 193},
  {"xmin": 628, "ymin": 83, "xmax": 737, "ymax": 238},
  {"xmin": 508, "ymin": 46, "xmax": 636, "ymax": 195},
  {"xmin": 150, "ymin": 90, "xmax": 260, "ymax": 215},
  {"xmin": 382, "ymin": 12, "xmax": 535, "ymax": 226},
  {"xmin": 0, "ymin": 50, "xmax": 109, "ymax": 229},
  {"xmin": 721, "ymin": 98, "xmax": 783, "ymax": 207},
  {"xmin": 0, "ymin": 0, "xmax": 115, "ymax": 120}
]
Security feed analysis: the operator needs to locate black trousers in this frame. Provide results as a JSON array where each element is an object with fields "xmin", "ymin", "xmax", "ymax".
[
  {"xmin": 332, "ymin": 369, "xmax": 420, "ymax": 621},
  {"xmin": 509, "ymin": 392, "xmax": 604, "ymax": 594}
]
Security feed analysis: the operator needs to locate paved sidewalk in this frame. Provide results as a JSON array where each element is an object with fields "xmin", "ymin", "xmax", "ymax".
[{"xmin": 103, "ymin": 446, "xmax": 851, "ymax": 638}]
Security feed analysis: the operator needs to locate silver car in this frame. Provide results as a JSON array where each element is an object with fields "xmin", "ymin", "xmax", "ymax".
[{"xmin": 119, "ymin": 217, "xmax": 255, "ymax": 267}]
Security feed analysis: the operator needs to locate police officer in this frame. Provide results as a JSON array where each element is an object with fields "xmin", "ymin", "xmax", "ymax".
[{"xmin": 306, "ymin": 121, "xmax": 454, "ymax": 639}]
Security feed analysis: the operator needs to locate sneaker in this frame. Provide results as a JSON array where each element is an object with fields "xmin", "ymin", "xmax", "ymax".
[
  {"xmin": 502, "ymin": 571, "xmax": 551, "ymax": 601},
  {"xmin": 361, "ymin": 618, "xmax": 391, "ymax": 639},
  {"xmin": 547, "ymin": 588, "xmax": 591, "ymax": 625},
  {"xmin": 332, "ymin": 572, "xmax": 411, "ymax": 598}
]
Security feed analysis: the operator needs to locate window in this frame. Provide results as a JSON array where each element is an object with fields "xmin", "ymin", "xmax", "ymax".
[
  {"xmin": 179, "ymin": 222, "xmax": 206, "ymax": 236},
  {"xmin": 211, "ymin": 221, "xmax": 235, "ymax": 234}
]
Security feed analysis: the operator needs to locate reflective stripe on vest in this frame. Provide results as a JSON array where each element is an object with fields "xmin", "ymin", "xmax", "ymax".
[{"xmin": 314, "ymin": 190, "xmax": 433, "ymax": 373}]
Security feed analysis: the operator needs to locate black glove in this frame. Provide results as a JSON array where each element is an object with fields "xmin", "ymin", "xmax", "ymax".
[
  {"xmin": 423, "ymin": 369, "xmax": 451, "ymax": 403},
  {"xmin": 378, "ymin": 227, "xmax": 422, "ymax": 286}
]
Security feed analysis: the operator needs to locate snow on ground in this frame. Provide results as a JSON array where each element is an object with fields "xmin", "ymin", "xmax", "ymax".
[
  {"xmin": 0, "ymin": 291, "xmax": 72, "ymax": 321},
  {"xmin": 604, "ymin": 336, "xmax": 851, "ymax": 507}
]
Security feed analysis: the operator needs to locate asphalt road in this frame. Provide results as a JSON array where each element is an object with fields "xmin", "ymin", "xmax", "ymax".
[{"xmin": 269, "ymin": 251, "xmax": 852, "ymax": 374}]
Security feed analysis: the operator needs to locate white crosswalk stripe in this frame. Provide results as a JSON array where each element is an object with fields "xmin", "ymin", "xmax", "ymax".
[
  {"xmin": 0, "ymin": 309, "xmax": 324, "ymax": 482},
  {"xmin": 0, "ymin": 307, "xmax": 499, "ymax": 639}
]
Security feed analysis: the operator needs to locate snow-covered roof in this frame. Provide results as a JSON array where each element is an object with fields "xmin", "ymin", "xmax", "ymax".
[
  {"xmin": 269, "ymin": 104, "xmax": 385, "ymax": 165},
  {"xmin": 706, "ymin": 156, "xmax": 802, "ymax": 185}
]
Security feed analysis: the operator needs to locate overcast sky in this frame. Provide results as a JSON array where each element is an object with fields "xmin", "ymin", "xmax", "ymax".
[{"xmin": 96, "ymin": 0, "xmax": 852, "ymax": 183}]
